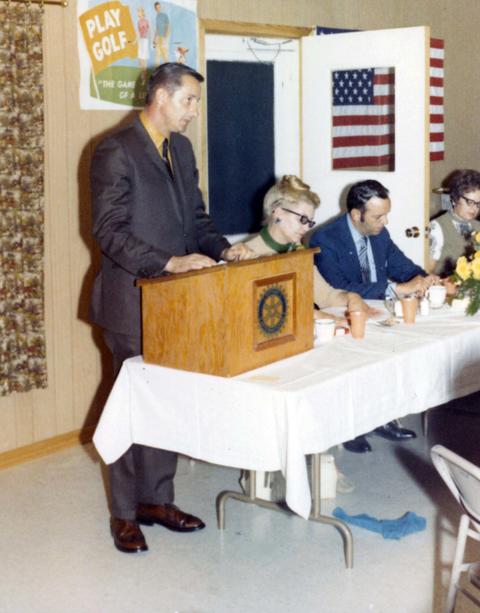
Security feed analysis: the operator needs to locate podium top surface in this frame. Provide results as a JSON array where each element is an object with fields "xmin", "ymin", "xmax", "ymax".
[{"xmin": 137, "ymin": 247, "xmax": 319, "ymax": 287}]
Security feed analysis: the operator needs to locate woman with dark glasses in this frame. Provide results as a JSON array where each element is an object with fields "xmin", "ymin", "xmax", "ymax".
[
  {"xmin": 244, "ymin": 175, "xmax": 372, "ymax": 321},
  {"xmin": 428, "ymin": 169, "xmax": 480, "ymax": 276}
]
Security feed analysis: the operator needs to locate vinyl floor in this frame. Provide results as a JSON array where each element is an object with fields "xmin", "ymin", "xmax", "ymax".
[{"xmin": 1, "ymin": 393, "xmax": 480, "ymax": 613}]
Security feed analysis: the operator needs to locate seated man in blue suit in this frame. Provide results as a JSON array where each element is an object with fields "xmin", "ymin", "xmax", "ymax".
[
  {"xmin": 310, "ymin": 179, "xmax": 437, "ymax": 298},
  {"xmin": 310, "ymin": 179, "xmax": 438, "ymax": 453}
]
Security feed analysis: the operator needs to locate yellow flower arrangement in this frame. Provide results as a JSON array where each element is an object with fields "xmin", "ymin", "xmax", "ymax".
[
  {"xmin": 453, "ymin": 249, "xmax": 480, "ymax": 315},
  {"xmin": 456, "ymin": 256, "xmax": 471, "ymax": 281},
  {"xmin": 473, "ymin": 258, "xmax": 480, "ymax": 281}
]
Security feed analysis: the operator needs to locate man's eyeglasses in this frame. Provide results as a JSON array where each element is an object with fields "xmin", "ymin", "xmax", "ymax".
[
  {"xmin": 281, "ymin": 207, "xmax": 316, "ymax": 229},
  {"xmin": 460, "ymin": 195, "xmax": 480, "ymax": 210}
]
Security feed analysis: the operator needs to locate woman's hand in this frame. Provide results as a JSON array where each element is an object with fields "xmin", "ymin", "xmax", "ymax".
[
  {"xmin": 221, "ymin": 244, "xmax": 257, "ymax": 261},
  {"xmin": 314, "ymin": 309, "xmax": 347, "ymax": 326}
]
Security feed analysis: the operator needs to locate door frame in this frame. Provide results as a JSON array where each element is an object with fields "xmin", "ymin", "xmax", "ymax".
[{"xmin": 198, "ymin": 20, "xmax": 313, "ymax": 204}]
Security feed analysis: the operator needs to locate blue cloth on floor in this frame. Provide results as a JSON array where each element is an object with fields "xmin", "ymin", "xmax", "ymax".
[{"xmin": 333, "ymin": 507, "xmax": 426, "ymax": 540}]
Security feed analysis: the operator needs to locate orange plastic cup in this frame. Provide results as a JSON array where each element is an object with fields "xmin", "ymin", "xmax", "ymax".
[
  {"xmin": 348, "ymin": 310, "xmax": 367, "ymax": 339},
  {"xmin": 401, "ymin": 297, "xmax": 418, "ymax": 324}
]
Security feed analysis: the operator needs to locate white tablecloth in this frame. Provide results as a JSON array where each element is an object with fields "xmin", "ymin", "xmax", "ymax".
[{"xmin": 93, "ymin": 302, "xmax": 480, "ymax": 519}]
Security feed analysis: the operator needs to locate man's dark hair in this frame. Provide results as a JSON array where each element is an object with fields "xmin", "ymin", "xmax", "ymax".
[
  {"xmin": 346, "ymin": 180, "xmax": 390, "ymax": 214},
  {"xmin": 145, "ymin": 62, "xmax": 204, "ymax": 106},
  {"xmin": 448, "ymin": 169, "xmax": 480, "ymax": 204}
]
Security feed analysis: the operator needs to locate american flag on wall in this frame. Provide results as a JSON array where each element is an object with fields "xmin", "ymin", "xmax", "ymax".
[
  {"xmin": 332, "ymin": 67, "xmax": 394, "ymax": 170},
  {"xmin": 317, "ymin": 27, "xmax": 445, "ymax": 167},
  {"xmin": 429, "ymin": 38, "xmax": 445, "ymax": 161}
]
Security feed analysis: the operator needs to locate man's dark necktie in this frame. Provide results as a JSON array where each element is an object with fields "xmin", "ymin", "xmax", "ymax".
[
  {"xmin": 359, "ymin": 236, "xmax": 371, "ymax": 283},
  {"xmin": 161, "ymin": 138, "xmax": 174, "ymax": 180}
]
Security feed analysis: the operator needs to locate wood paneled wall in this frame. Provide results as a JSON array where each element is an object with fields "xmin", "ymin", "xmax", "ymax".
[{"xmin": 1, "ymin": 0, "xmax": 478, "ymax": 457}]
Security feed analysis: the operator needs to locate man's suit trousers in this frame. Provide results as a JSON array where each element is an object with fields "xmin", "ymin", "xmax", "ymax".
[{"xmin": 103, "ymin": 330, "xmax": 178, "ymax": 520}]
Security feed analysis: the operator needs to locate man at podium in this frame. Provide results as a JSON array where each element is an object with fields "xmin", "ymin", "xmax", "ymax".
[{"xmin": 90, "ymin": 62, "xmax": 253, "ymax": 554}]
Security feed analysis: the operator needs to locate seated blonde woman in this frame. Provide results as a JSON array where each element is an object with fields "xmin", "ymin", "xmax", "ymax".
[
  {"xmin": 245, "ymin": 175, "xmax": 373, "ymax": 322},
  {"xmin": 241, "ymin": 176, "xmax": 368, "ymax": 495}
]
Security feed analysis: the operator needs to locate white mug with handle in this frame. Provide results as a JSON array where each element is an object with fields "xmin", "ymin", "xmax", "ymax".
[{"xmin": 427, "ymin": 284, "xmax": 447, "ymax": 308}]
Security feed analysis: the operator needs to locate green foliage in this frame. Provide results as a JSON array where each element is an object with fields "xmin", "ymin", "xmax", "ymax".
[{"xmin": 451, "ymin": 272, "xmax": 480, "ymax": 316}]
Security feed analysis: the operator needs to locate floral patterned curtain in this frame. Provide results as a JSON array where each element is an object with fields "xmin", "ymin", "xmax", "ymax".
[{"xmin": 0, "ymin": 2, "xmax": 47, "ymax": 395}]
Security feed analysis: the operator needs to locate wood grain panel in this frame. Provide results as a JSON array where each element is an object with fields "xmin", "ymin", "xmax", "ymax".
[
  {"xmin": 141, "ymin": 267, "xmax": 227, "ymax": 374},
  {"xmin": 0, "ymin": 396, "xmax": 17, "ymax": 453},
  {"xmin": 140, "ymin": 250, "xmax": 315, "ymax": 376},
  {"xmin": 13, "ymin": 393, "xmax": 34, "ymax": 448},
  {"xmin": 43, "ymin": 2, "xmax": 74, "ymax": 436},
  {"xmin": 5, "ymin": 0, "xmax": 479, "ymax": 461}
]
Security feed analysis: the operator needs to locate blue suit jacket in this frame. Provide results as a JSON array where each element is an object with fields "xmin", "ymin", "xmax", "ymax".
[{"xmin": 309, "ymin": 214, "xmax": 426, "ymax": 299}]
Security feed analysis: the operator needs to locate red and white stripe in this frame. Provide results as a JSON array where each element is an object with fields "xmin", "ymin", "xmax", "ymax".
[{"xmin": 429, "ymin": 38, "xmax": 445, "ymax": 161}]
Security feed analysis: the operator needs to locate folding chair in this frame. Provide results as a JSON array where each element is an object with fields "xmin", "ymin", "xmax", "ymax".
[{"xmin": 431, "ymin": 444, "xmax": 480, "ymax": 612}]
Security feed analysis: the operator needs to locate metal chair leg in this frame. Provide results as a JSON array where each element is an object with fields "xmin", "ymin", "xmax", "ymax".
[
  {"xmin": 422, "ymin": 410, "xmax": 429, "ymax": 438},
  {"xmin": 446, "ymin": 514, "xmax": 470, "ymax": 613}
]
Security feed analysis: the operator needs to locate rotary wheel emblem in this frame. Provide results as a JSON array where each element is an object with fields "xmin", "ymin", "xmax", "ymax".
[{"xmin": 257, "ymin": 285, "xmax": 287, "ymax": 337}]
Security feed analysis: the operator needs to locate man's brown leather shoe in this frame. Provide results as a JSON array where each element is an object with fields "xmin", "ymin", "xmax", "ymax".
[
  {"xmin": 137, "ymin": 503, "xmax": 206, "ymax": 533},
  {"xmin": 110, "ymin": 518, "xmax": 148, "ymax": 553}
]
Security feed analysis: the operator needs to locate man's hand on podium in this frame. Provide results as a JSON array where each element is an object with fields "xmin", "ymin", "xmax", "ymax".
[
  {"xmin": 164, "ymin": 253, "xmax": 217, "ymax": 274},
  {"xmin": 221, "ymin": 243, "xmax": 257, "ymax": 262}
]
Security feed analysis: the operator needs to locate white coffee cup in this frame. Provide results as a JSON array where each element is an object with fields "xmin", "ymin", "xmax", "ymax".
[
  {"xmin": 427, "ymin": 284, "xmax": 446, "ymax": 308},
  {"xmin": 314, "ymin": 318, "xmax": 336, "ymax": 343}
]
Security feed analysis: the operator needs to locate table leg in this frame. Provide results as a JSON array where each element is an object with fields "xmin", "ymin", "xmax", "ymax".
[
  {"xmin": 216, "ymin": 458, "xmax": 354, "ymax": 569},
  {"xmin": 309, "ymin": 453, "xmax": 354, "ymax": 569},
  {"xmin": 216, "ymin": 471, "xmax": 291, "ymax": 530}
]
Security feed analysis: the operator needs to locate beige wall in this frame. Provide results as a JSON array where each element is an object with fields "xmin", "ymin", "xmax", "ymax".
[{"xmin": 1, "ymin": 0, "xmax": 478, "ymax": 455}]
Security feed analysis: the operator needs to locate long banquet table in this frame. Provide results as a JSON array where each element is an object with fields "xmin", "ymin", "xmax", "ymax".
[{"xmin": 93, "ymin": 302, "xmax": 480, "ymax": 560}]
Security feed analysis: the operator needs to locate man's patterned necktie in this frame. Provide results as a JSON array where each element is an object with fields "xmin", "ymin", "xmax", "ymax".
[{"xmin": 359, "ymin": 236, "xmax": 371, "ymax": 283}]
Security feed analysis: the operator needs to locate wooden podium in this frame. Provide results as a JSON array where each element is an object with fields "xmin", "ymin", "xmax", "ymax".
[{"xmin": 138, "ymin": 249, "xmax": 317, "ymax": 377}]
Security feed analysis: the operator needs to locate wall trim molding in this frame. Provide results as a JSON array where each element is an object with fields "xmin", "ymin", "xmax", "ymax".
[
  {"xmin": 0, "ymin": 426, "xmax": 95, "ymax": 471},
  {"xmin": 199, "ymin": 19, "xmax": 312, "ymax": 39}
]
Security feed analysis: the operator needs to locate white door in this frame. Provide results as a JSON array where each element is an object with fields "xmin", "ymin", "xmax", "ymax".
[{"xmin": 302, "ymin": 27, "xmax": 430, "ymax": 264}]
